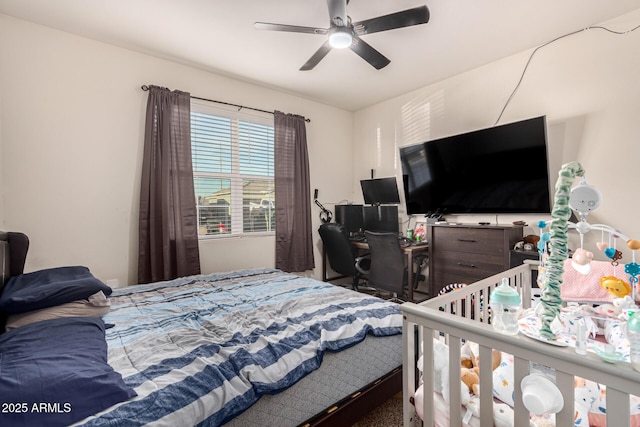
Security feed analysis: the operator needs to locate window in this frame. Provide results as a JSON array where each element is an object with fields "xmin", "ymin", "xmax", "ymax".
[{"xmin": 191, "ymin": 101, "xmax": 275, "ymax": 237}]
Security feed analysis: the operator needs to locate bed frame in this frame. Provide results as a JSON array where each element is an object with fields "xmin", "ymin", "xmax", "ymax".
[
  {"xmin": 0, "ymin": 231, "xmax": 401, "ymax": 426},
  {"xmin": 302, "ymin": 367, "xmax": 402, "ymax": 427},
  {"xmin": 401, "ymin": 261, "xmax": 640, "ymax": 427}
]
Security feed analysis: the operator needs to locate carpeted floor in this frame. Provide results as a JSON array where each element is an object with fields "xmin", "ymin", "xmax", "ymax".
[{"xmin": 351, "ymin": 393, "xmax": 405, "ymax": 427}]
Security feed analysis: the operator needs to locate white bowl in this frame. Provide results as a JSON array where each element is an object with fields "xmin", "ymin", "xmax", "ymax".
[{"xmin": 520, "ymin": 373, "xmax": 564, "ymax": 415}]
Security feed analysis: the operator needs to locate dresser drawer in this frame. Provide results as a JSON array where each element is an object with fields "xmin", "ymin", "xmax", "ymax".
[
  {"xmin": 431, "ymin": 227, "xmax": 506, "ymax": 254},
  {"xmin": 433, "ymin": 250, "xmax": 505, "ymax": 282}
]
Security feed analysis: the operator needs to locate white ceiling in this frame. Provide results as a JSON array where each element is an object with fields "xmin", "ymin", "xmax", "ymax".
[{"xmin": 2, "ymin": 0, "xmax": 640, "ymax": 111}]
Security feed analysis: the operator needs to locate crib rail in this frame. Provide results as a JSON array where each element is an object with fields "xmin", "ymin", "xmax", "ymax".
[{"xmin": 401, "ymin": 262, "xmax": 640, "ymax": 427}]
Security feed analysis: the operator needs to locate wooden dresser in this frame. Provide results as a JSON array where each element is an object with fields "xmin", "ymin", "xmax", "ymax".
[{"xmin": 427, "ymin": 223, "xmax": 523, "ymax": 297}]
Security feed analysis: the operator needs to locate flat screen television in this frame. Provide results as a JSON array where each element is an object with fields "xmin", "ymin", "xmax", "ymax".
[
  {"xmin": 399, "ymin": 116, "xmax": 551, "ymax": 215},
  {"xmin": 360, "ymin": 177, "xmax": 401, "ymax": 205}
]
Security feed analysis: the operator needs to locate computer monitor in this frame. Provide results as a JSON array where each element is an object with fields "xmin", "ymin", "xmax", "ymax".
[
  {"xmin": 360, "ymin": 177, "xmax": 401, "ymax": 205},
  {"xmin": 363, "ymin": 205, "xmax": 399, "ymax": 233},
  {"xmin": 335, "ymin": 204, "xmax": 364, "ymax": 235}
]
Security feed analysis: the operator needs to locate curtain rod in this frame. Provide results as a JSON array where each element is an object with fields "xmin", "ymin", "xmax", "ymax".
[{"xmin": 141, "ymin": 85, "xmax": 310, "ymax": 123}]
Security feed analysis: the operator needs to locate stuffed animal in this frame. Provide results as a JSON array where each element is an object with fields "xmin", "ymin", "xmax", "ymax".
[
  {"xmin": 414, "ymin": 340, "xmax": 505, "ymax": 422},
  {"xmin": 599, "ymin": 275, "xmax": 632, "ymax": 298},
  {"xmin": 413, "ymin": 339, "xmax": 472, "ymax": 420},
  {"xmin": 460, "ymin": 343, "xmax": 502, "ymax": 396},
  {"xmin": 524, "ymin": 234, "xmax": 540, "ymax": 246},
  {"xmin": 429, "ymin": 339, "xmax": 472, "ymax": 405},
  {"xmin": 460, "ymin": 368, "xmax": 480, "ymax": 396}
]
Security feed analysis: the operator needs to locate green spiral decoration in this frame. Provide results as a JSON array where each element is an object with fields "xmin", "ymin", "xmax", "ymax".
[{"xmin": 539, "ymin": 161, "xmax": 584, "ymax": 340}]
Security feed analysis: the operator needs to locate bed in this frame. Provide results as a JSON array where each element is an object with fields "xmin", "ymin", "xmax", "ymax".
[
  {"xmin": 0, "ymin": 231, "xmax": 403, "ymax": 427},
  {"xmin": 402, "ymin": 260, "xmax": 640, "ymax": 427}
]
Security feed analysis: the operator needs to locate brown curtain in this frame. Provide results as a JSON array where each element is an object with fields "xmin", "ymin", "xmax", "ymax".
[
  {"xmin": 274, "ymin": 111, "xmax": 315, "ymax": 272},
  {"xmin": 138, "ymin": 85, "xmax": 201, "ymax": 283}
]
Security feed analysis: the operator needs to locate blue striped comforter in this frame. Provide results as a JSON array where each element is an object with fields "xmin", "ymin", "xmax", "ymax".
[{"xmin": 76, "ymin": 269, "xmax": 401, "ymax": 426}]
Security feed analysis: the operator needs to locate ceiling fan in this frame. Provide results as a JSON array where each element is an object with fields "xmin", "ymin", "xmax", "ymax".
[{"xmin": 254, "ymin": 0, "xmax": 430, "ymax": 71}]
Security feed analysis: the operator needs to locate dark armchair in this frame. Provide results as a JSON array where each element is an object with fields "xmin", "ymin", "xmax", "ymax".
[{"xmin": 319, "ymin": 223, "xmax": 370, "ymax": 291}]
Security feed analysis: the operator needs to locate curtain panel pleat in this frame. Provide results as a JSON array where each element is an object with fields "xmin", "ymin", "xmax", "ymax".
[
  {"xmin": 138, "ymin": 86, "xmax": 201, "ymax": 283},
  {"xmin": 274, "ymin": 111, "xmax": 315, "ymax": 272}
]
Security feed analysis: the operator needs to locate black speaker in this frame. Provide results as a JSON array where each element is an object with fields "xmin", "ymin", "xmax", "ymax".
[{"xmin": 335, "ymin": 204, "xmax": 364, "ymax": 235}]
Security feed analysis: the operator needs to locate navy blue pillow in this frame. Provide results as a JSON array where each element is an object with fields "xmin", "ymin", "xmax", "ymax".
[
  {"xmin": 0, "ymin": 317, "xmax": 136, "ymax": 427},
  {"xmin": 0, "ymin": 266, "xmax": 112, "ymax": 313}
]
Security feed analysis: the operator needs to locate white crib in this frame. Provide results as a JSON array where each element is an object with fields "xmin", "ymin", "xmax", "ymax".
[{"xmin": 401, "ymin": 261, "xmax": 640, "ymax": 426}]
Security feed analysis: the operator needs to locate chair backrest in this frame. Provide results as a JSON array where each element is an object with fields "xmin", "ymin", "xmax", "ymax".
[
  {"xmin": 0, "ymin": 231, "xmax": 29, "ymax": 335},
  {"xmin": 0, "ymin": 231, "xmax": 29, "ymax": 287},
  {"xmin": 365, "ymin": 230, "xmax": 405, "ymax": 295},
  {"xmin": 8, "ymin": 232, "xmax": 29, "ymax": 279},
  {"xmin": 319, "ymin": 223, "xmax": 357, "ymax": 276},
  {"xmin": 0, "ymin": 233, "xmax": 8, "ymax": 288}
]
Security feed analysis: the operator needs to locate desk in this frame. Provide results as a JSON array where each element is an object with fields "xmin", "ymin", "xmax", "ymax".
[{"xmin": 351, "ymin": 241, "xmax": 428, "ymax": 302}]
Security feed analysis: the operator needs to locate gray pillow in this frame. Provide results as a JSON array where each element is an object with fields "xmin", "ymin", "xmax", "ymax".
[{"xmin": 5, "ymin": 291, "xmax": 110, "ymax": 331}]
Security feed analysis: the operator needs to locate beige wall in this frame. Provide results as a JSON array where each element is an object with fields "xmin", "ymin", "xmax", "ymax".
[
  {"xmin": 3, "ymin": 9, "xmax": 640, "ymax": 285},
  {"xmin": 0, "ymin": 14, "xmax": 354, "ymax": 285},
  {"xmin": 353, "ymin": 9, "xmax": 640, "ymax": 261}
]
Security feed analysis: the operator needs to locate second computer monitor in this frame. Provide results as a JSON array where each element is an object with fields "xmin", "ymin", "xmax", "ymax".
[
  {"xmin": 335, "ymin": 204, "xmax": 364, "ymax": 235},
  {"xmin": 363, "ymin": 205, "xmax": 399, "ymax": 233}
]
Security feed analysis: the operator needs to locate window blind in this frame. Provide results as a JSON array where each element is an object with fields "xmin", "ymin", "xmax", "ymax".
[{"xmin": 191, "ymin": 102, "xmax": 274, "ymax": 237}]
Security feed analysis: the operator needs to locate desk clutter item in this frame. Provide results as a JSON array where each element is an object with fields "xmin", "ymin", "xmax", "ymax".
[{"xmin": 413, "ymin": 223, "xmax": 426, "ymax": 241}]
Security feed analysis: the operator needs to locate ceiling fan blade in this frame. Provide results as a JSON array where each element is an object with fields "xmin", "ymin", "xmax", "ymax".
[
  {"xmin": 326, "ymin": 0, "xmax": 348, "ymax": 27},
  {"xmin": 254, "ymin": 22, "xmax": 328, "ymax": 35},
  {"xmin": 349, "ymin": 36, "xmax": 390, "ymax": 70},
  {"xmin": 353, "ymin": 5, "xmax": 430, "ymax": 35},
  {"xmin": 300, "ymin": 41, "xmax": 333, "ymax": 71}
]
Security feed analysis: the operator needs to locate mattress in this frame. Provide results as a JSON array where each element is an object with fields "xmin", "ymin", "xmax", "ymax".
[{"xmin": 225, "ymin": 333, "xmax": 402, "ymax": 426}]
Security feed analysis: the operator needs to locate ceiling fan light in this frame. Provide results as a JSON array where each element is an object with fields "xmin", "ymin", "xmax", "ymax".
[{"xmin": 329, "ymin": 29, "xmax": 352, "ymax": 49}]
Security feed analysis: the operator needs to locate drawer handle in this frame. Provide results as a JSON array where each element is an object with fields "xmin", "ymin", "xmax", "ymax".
[
  {"xmin": 457, "ymin": 262, "xmax": 477, "ymax": 268},
  {"xmin": 457, "ymin": 239, "xmax": 477, "ymax": 243}
]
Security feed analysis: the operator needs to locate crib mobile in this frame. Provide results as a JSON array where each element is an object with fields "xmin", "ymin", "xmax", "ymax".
[{"xmin": 535, "ymin": 161, "xmax": 640, "ymax": 341}]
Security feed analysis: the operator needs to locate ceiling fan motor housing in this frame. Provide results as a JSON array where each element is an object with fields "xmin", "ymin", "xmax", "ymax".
[{"xmin": 329, "ymin": 26, "xmax": 353, "ymax": 49}]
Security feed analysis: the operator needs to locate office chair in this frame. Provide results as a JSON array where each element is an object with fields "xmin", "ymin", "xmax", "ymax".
[
  {"xmin": 365, "ymin": 231, "xmax": 426, "ymax": 301},
  {"xmin": 318, "ymin": 223, "xmax": 370, "ymax": 291},
  {"xmin": 364, "ymin": 231, "xmax": 406, "ymax": 299}
]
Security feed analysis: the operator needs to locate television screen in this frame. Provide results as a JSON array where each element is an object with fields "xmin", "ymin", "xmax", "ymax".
[
  {"xmin": 399, "ymin": 116, "xmax": 551, "ymax": 215},
  {"xmin": 360, "ymin": 177, "xmax": 401, "ymax": 205}
]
